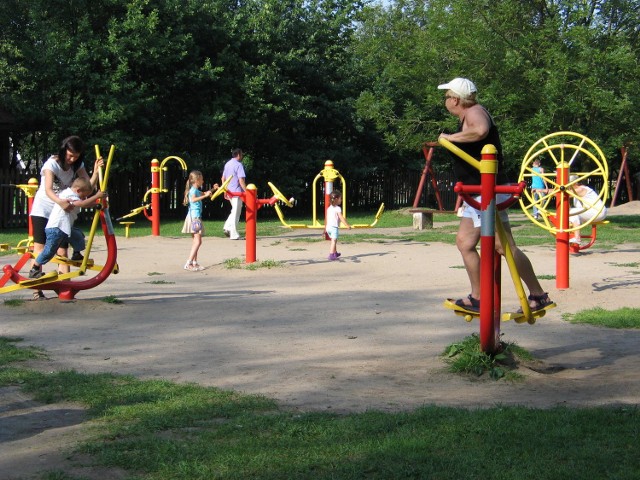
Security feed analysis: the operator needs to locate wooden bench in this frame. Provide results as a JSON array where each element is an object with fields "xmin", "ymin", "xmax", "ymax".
[{"xmin": 409, "ymin": 209, "xmax": 457, "ymax": 230}]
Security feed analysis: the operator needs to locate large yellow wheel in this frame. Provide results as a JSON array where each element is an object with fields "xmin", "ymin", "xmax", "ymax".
[{"xmin": 518, "ymin": 132, "xmax": 608, "ymax": 234}]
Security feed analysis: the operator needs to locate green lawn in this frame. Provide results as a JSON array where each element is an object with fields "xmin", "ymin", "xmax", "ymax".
[
  {"xmin": 1, "ymin": 337, "xmax": 639, "ymax": 480},
  {"xmin": 2, "ymin": 211, "xmax": 638, "ymax": 255}
]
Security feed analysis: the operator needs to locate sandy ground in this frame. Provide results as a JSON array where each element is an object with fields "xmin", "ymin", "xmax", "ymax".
[{"xmin": 1, "ymin": 201, "xmax": 640, "ymax": 479}]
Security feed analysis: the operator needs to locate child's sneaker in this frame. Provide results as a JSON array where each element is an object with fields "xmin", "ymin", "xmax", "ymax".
[
  {"xmin": 328, "ymin": 253, "xmax": 338, "ymax": 261},
  {"xmin": 71, "ymin": 251, "xmax": 84, "ymax": 261},
  {"xmin": 335, "ymin": 252, "xmax": 341, "ymax": 258},
  {"xmin": 29, "ymin": 266, "xmax": 44, "ymax": 279}
]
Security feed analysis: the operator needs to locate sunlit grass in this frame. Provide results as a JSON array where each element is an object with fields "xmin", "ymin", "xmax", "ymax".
[
  {"xmin": 1, "ymin": 212, "xmax": 638, "ymax": 249},
  {"xmin": 563, "ymin": 307, "xmax": 640, "ymax": 329},
  {"xmin": 1, "ymin": 337, "xmax": 640, "ymax": 480}
]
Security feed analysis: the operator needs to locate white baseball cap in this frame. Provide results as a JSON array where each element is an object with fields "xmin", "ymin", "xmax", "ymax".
[{"xmin": 437, "ymin": 77, "xmax": 477, "ymax": 99}]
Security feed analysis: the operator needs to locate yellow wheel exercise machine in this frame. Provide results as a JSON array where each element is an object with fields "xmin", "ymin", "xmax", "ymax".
[{"xmin": 518, "ymin": 131, "xmax": 609, "ymax": 288}]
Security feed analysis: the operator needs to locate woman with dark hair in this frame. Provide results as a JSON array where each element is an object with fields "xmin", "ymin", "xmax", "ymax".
[{"xmin": 29, "ymin": 136, "xmax": 103, "ymax": 300}]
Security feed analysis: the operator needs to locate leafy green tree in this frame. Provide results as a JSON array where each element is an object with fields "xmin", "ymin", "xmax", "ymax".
[{"xmin": 354, "ymin": 0, "xmax": 640, "ymax": 176}]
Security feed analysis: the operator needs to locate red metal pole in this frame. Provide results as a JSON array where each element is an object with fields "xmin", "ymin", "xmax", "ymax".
[
  {"xmin": 479, "ymin": 145, "xmax": 499, "ymax": 354},
  {"xmin": 555, "ymin": 165, "xmax": 570, "ymax": 289},
  {"xmin": 245, "ymin": 186, "xmax": 257, "ymax": 263},
  {"xmin": 151, "ymin": 159, "xmax": 160, "ymax": 236}
]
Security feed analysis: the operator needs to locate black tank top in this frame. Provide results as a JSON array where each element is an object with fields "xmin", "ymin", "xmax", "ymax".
[{"xmin": 450, "ymin": 106, "xmax": 510, "ymax": 186}]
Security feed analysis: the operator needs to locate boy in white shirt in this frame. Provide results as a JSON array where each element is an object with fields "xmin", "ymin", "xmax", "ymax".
[{"xmin": 29, "ymin": 177, "xmax": 104, "ymax": 278}]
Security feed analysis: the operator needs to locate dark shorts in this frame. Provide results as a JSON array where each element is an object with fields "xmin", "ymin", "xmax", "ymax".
[{"xmin": 31, "ymin": 215, "xmax": 69, "ymax": 248}]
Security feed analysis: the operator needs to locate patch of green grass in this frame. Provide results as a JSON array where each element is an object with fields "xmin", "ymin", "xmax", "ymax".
[
  {"xmin": 223, "ymin": 257, "xmax": 244, "ymax": 269},
  {"xmin": 2, "ymin": 337, "xmax": 640, "ymax": 479},
  {"xmin": 563, "ymin": 307, "xmax": 640, "ymax": 329},
  {"xmin": 3, "ymin": 297, "xmax": 25, "ymax": 307},
  {"xmin": 147, "ymin": 271, "xmax": 164, "ymax": 276},
  {"xmin": 537, "ymin": 274, "xmax": 556, "ymax": 280},
  {"xmin": 145, "ymin": 280, "xmax": 175, "ymax": 284},
  {"xmin": 443, "ymin": 334, "xmax": 532, "ymax": 380},
  {"xmin": 101, "ymin": 295, "xmax": 122, "ymax": 304},
  {"xmin": 607, "ymin": 261, "xmax": 639, "ymax": 268},
  {"xmin": 224, "ymin": 257, "xmax": 284, "ymax": 270},
  {"xmin": 0, "ymin": 337, "xmax": 45, "ymax": 366}
]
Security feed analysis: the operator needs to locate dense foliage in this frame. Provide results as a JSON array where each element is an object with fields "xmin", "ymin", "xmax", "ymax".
[
  {"xmin": 355, "ymin": 0, "xmax": 640, "ymax": 176},
  {"xmin": 1, "ymin": 0, "xmax": 638, "ymax": 190}
]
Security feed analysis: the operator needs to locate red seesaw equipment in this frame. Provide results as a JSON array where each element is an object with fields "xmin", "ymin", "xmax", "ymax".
[{"xmin": 1, "ymin": 145, "xmax": 119, "ymax": 301}]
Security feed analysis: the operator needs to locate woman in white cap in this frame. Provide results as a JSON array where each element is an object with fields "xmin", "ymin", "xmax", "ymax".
[{"xmin": 437, "ymin": 77, "xmax": 554, "ymax": 314}]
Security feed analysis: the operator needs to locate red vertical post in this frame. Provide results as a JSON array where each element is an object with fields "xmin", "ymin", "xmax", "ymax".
[
  {"xmin": 245, "ymin": 185, "xmax": 257, "ymax": 263},
  {"xmin": 150, "ymin": 159, "xmax": 160, "ymax": 236},
  {"xmin": 479, "ymin": 145, "xmax": 499, "ymax": 354},
  {"xmin": 555, "ymin": 165, "xmax": 570, "ymax": 289}
]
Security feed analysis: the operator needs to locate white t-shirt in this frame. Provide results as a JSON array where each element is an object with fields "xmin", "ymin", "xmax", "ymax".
[
  {"xmin": 45, "ymin": 188, "xmax": 81, "ymax": 236},
  {"xmin": 326, "ymin": 204, "xmax": 342, "ymax": 229},
  {"xmin": 30, "ymin": 156, "xmax": 84, "ymax": 219}
]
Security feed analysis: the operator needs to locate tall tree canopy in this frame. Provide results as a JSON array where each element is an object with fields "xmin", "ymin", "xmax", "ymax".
[
  {"xmin": 354, "ymin": 0, "xmax": 640, "ymax": 174},
  {"xmin": 0, "ymin": 0, "xmax": 373, "ymax": 197},
  {"xmin": 1, "ymin": 0, "xmax": 639, "ymax": 189}
]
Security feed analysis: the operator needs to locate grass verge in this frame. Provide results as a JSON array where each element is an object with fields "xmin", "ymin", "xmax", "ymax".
[
  {"xmin": 563, "ymin": 307, "xmax": 640, "ymax": 329},
  {"xmin": 1, "ymin": 338, "xmax": 640, "ymax": 479}
]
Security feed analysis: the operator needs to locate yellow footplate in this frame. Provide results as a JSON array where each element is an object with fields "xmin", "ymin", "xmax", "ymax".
[
  {"xmin": 19, "ymin": 271, "xmax": 59, "ymax": 287},
  {"xmin": 443, "ymin": 299, "xmax": 480, "ymax": 322},
  {"xmin": 502, "ymin": 302, "xmax": 557, "ymax": 325}
]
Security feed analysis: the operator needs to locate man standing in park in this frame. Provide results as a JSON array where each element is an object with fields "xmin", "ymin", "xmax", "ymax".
[
  {"xmin": 437, "ymin": 77, "xmax": 554, "ymax": 313},
  {"xmin": 221, "ymin": 148, "xmax": 246, "ymax": 240}
]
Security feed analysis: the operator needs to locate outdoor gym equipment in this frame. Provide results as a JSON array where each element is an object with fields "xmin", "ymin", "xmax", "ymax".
[
  {"xmin": 518, "ymin": 132, "xmax": 609, "ymax": 289},
  {"xmin": 438, "ymin": 138, "xmax": 555, "ymax": 354},
  {"xmin": 219, "ymin": 179, "xmax": 295, "ymax": 263},
  {"xmin": 0, "ymin": 145, "xmax": 119, "ymax": 301},
  {"xmin": 116, "ymin": 155, "xmax": 188, "ymax": 236},
  {"xmin": 0, "ymin": 178, "xmax": 39, "ymax": 254},
  {"xmin": 273, "ymin": 160, "xmax": 385, "ymax": 235}
]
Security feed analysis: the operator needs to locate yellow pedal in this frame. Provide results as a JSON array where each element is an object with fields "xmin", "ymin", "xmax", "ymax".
[
  {"xmin": 443, "ymin": 299, "xmax": 479, "ymax": 322},
  {"xmin": 53, "ymin": 255, "xmax": 95, "ymax": 267},
  {"xmin": 19, "ymin": 271, "xmax": 58, "ymax": 287},
  {"xmin": 502, "ymin": 302, "xmax": 557, "ymax": 325},
  {"xmin": 0, "ymin": 243, "xmax": 9, "ymax": 251}
]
